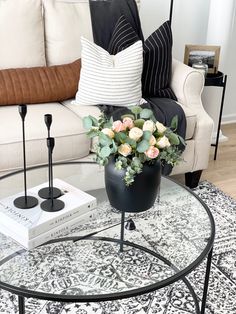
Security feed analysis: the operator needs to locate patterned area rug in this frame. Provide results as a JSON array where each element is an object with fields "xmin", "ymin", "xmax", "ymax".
[{"xmin": 0, "ymin": 181, "xmax": 235, "ymax": 313}]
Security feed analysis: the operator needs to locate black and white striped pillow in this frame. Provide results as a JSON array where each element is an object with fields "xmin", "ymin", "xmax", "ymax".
[
  {"xmin": 108, "ymin": 18, "xmax": 176, "ymax": 100},
  {"xmin": 75, "ymin": 37, "xmax": 143, "ymax": 107},
  {"xmin": 142, "ymin": 21, "xmax": 176, "ymax": 100},
  {"xmin": 108, "ymin": 15, "xmax": 140, "ymax": 55}
]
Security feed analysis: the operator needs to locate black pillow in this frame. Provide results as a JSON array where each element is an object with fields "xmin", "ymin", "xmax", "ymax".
[
  {"xmin": 108, "ymin": 17, "xmax": 176, "ymax": 100},
  {"xmin": 108, "ymin": 15, "xmax": 140, "ymax": 55},
  {"xmin": 142, "ymin": 21, "xmax": 176, "ymax": 100}
]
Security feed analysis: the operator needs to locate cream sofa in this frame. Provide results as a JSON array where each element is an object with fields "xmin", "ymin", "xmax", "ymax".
[{"xmin": 0, "ymin": 0, "xmax": 213, "ymax": 188}]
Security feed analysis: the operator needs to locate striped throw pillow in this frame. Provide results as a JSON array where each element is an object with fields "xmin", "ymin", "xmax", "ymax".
[
  {"xmin": 75, "ymin": 37, "xmax": 143, "ymax": 107},
  {"xmin": 142, "ymin": 21, "xmax": 177, "ymax": 100},
  {"xmin": 108, "ymin": 15, "xmax": 140, "ymax": 55},
  {"xmin": 108, "ymin": 17, "xmax": 176, "ymax": 100}
]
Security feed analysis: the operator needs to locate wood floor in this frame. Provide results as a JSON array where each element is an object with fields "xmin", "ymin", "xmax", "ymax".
[
  {"xmin": 174, "ymin": 123, "xmax": 236, "ymax": 199},
  {"xmin": 201, "ymin": 123, "xmax": 236, "ymax": 198}
]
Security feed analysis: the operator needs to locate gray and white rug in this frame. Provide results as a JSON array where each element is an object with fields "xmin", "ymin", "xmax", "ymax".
[{"xmin": 0, "ymin": 181, "xmax": 235, "ymax": 313}]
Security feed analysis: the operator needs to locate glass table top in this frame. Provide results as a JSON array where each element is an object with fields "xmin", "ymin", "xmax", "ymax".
[{"xmin": 0, "ymin": 162, "xmax": 215, "ymax": 301}]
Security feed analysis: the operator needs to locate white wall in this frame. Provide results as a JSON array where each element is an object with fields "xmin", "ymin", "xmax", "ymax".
[
  {"xmin": 139, "ymin": 0, "xmax": 236, "ymax": 124},
  {"xmin": 139, "ymin": 0, "xmax": 211, "ymax": 61}
]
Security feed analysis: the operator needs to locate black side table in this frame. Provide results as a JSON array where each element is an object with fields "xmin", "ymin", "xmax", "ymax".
[{"xmin": 204, "ymin": 71, "xmax": 228, "ymax": 160}]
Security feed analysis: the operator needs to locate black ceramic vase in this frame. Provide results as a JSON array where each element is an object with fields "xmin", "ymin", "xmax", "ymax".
[{"xmin": 105, "ymin": 158, "xmax": 161, "ymax": 213}]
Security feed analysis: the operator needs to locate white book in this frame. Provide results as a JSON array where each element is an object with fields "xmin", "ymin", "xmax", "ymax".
[
  {"xmin": 0, "ymin": 208, "xmax": 99, "ymax": 250},
  {"xmin": 0, "ymin": 179, "xmax": 97, "ymax": 240}
]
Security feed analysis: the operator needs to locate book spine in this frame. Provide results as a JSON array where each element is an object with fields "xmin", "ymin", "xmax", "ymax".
[
  {"xmin": 29, "ymin": 198, "xmax": 97, "ymax": 239},
  {"xmin": 0, "ymin": 209, "xmax": 97, "ymax": 250}
]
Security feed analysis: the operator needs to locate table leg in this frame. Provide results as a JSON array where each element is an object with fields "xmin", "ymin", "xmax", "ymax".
[
  {"xmin": 201, "ymin": 247, "xmax": 213, "ymax": 314},
  {"xmin": 18, "ymin": 296, "xmax": 25, "ymax": 314},
  {"xmin": 120, "ymin": 210, "xmax": 125, "ymax": 252}
]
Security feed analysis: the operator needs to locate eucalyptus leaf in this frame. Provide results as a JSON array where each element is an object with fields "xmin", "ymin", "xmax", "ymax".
[
  {"xmin": 140, "ymin": 108, "xmax": 153, "ymax": 119},
  {"xmin": 100, "ymin": 146, "xmax": 111, "ymax": 158},
  {"xmin": 137, "ymin": 140, "xmax": 150, "ymax": 153},
  {"xmin": 89, "ymin": 115, "xmax": 98, "ymax": 127},
  {"xmin": 171, "ymin": 115, "xmax": 178, "ymax": 131},
  {"xmin": 126, "ymin": 137, "xmax": 137, "ymax": 148},
  {"xmin": 134, "ymin": 119, "xmax": 145, "ymax": 128},
  {"xmin": 99, "ymin": 133, "xmax": 112, "ymax": 146},
  {"xmin": 115, "ymin": 132, "xmax": 127, "ymax": 143},
  {"xmin": 83, "ymin": 117, "xmax": 93, "ymax": 130},
  {"xmin": 121, "ymin": 114, "xmax": 135, "ymax": 120},
  {"xmin": 168, "ymin": 133, "xmax": 180, "ymax": 145},
  {"xmin": 129, "ymin": 106, "xmax": 142, "ymax": 116},
  {"xmin": 87, "ymin": 129, "xmax": 99, "ymax": 138},
  {"xmin": 143, "ymin": 130, "xmax": 152, "ymax": 141}
]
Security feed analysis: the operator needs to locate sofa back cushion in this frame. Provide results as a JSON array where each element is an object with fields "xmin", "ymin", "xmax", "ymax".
[
  {"xmin": 43, "ymin": 0, "xmax": 94, "ymax": 66},
  {"xmin": 0, "ymin": 59, "xmax": 81, "ymax": 106},
  {"xmin": 0, "ymin": 0, "xmax": 46, "ymax": 69}
]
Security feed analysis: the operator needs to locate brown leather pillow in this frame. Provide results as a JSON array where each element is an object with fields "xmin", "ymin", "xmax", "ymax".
[{"xmin": 0, "ymin": 59, "xmax": 81, "ymax": 105}]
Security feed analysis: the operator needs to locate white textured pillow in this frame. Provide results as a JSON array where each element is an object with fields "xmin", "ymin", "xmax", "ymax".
[
  {"xmin": 43, "ymin": 0, "xmax": 93, "ymax": 66},
  {"xmin": 75, "ymin": 37, "xmax": 143, "ymax": 107},
  {"xmin": 0, "ymin": 0, "xmax": 45, "ymax": 69}
]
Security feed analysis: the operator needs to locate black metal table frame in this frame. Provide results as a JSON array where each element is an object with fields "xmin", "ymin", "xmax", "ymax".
[
  {"xmin": 0, "ymin": 162, "xmax": 215, "ymax": 314},
  {"xmin": 205, "ymin": 73, "xmax": 228, "ymax": 160}
]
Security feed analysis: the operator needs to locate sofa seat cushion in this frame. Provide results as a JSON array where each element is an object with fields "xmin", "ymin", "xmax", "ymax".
[{"xmin": 0, "ymin": 103, "xmax": 90, "ymax": 173}]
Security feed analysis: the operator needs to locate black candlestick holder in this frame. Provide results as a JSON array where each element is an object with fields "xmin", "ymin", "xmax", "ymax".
[
  {"xmin": 38, "ymin": 114, "xmax": 61, "ymax": 199},
  {"xmin": 40, "ymin": 137, "xmax": 64, "ymax": 212},
  {"xmin": 14, "ymin": 105, "xmax": 38, "ymax": 209}
]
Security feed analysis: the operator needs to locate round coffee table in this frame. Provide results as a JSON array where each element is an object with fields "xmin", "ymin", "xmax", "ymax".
[{"xmin": 0, "ymin": 162, "xmax": 215, "ymax": 314}]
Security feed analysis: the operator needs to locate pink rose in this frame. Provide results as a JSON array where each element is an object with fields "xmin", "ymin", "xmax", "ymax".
[
  {"xmin": 122, "ymin": 117, "xmax": 134, "ymax": 130},
  {"xmin": 145, "ymin": 146, "xmax": 159, "ymax": 159},
  {"xmin": 112, "ymin": 120, "xmax": 125, "ymax": 132}
]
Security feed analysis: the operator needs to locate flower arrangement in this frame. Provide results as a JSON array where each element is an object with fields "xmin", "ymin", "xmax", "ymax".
[{"xmin": 83, "ymin": 106, "xmax": 185, "ymax": 186}]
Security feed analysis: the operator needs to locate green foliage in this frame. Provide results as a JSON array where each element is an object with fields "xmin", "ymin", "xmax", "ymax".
[
  {"xmin": 134, "ymin": 119, "xmax": 145, "ymax": 128},
  {"xmin": 140, "ymin": 108, "xmax": 153, "ymax": 119},
  {"xmin": 121, "ymin": 114, "xmax": 135, "ymax": 120},
  {"xmin": 171, "ymin": 115, "xmax": 178, "ymax": 131},
  {"xmin": 83, "ymin": 105, "xmax": 186, "ymax": 186},
  {"xmin": 167, "ymin": 133, "xmax": 180, "ymax": 145},
  {"xmin": 137, "ymin": 140, "xmax": 150, "ymax": 153},
  {"xmin": 83, "ymin": 117, "xmax": 93, "ymax": 130},
  {"xmin": 142, "ymin": 130, "xmax": 152, "ymax": 141}
]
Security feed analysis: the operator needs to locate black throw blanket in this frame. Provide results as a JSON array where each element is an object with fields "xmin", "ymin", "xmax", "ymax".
[{"xmin": 89, "ymin": 0, "xmax": 186, "ymax": 174}]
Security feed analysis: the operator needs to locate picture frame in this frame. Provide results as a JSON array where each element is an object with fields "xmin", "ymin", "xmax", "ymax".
[{"xmin": 184, "ymin": 45, "xmax": 221, "ymax": 74}]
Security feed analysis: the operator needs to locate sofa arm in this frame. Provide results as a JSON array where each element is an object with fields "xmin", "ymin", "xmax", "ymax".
[
  {"xmin": 171, "ymin": 59, "xmax": 214, "ymax": 171},
  {"xmin": 171, "ymin": 59, "xmax": 205, "ymax": 110}
]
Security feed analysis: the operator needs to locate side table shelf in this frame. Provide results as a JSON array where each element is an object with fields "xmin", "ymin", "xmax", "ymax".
[{"xmin": 204, "ymin": 71, "xmax": 228, "ymax": 160}]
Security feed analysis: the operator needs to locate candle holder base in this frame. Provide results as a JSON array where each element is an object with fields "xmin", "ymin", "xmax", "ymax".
[
  {"xmin": 14, "ymin": 196, "xmax": 38, "ymax": 209},
  {"xmin": 38, "ymin": 187, "xmax": 61, "ymax": 199},
  {"xmin": 40, "ymin": 199, "xmax": 65, "ymax": 212}
]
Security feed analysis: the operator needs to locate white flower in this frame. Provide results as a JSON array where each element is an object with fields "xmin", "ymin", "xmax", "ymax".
[
  {"xmin": 118, "ymin": 144, "xmax": 132, "ymax": 157},
  {"xmin": 143, "ymin": 120, "xmax": 156, "ymax": 133},
  {"xmin": 156, "ymin": 136, "xmax": 171, "ymax": 148},
  {"xmin": 101, "ymin": 128, "xmax": 115, "ymax": 139},
  {"xmin": 149, "ymin": 135, "xmax": 157, "ymax": 146},
  {"xmin": 156, "ymin": 121, "xmax": 167, "ymax": 133},
  {"xmin": 129, "ymin": 127, "xmax": 143, "ymax": 141}
]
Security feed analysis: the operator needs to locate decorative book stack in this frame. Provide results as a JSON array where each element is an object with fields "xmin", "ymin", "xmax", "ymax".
[{"xmin": 0, "ymin": 179, "xmax": 97, "ymax": 249}]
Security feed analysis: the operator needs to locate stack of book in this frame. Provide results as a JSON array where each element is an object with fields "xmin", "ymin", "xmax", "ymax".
[{"xmin": 0, "ymin": 179, "xmax": 97, "ymax": 250}]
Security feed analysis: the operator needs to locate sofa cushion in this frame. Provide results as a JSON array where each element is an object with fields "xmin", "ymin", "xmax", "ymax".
[
  {"xmin": 0, "ymin": 59, "xmax": 81, "ymax": 106},
  {"xmin": 74, "ymin": 38, "xmax": 143, "ymax": 107},
  {"xmin": 0, "ymin": 103, "xmax": 90, "ymax": 173},
  {"xmin": 0, "ymin": 0, "xmax": 45, "ymax": 69},
  {"xmin": 43, "ymin": 0, "xmax": 93, "ymax": 66}
]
